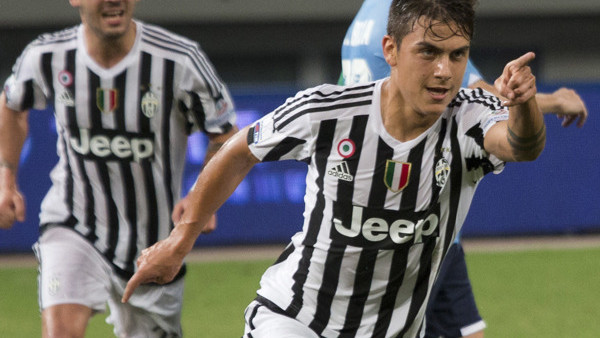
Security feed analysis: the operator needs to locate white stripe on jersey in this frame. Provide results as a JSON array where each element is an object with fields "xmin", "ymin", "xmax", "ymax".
[
  {"xmin": 4, "ymin": 21, "xmax": 236, "ymax": 278},
  {"xmin": 247, "ymin": 79, "xmax": 506, "ymax": 337}
]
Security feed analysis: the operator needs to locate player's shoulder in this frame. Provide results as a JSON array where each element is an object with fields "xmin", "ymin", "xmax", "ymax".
[
  {"xmin": 275, "ymin": 81, "xmax": 377, "ymax": 123},
  {"xmin": 26, "ymin": 25, "xmax": 79, "ymax": 52},
  {"xmin": 448, "ymin": 87, "xmax": 504, "ymax": 112},
  {"xmin": 138, "ymin": 21, "xmax": 203, "ymax": 55}
]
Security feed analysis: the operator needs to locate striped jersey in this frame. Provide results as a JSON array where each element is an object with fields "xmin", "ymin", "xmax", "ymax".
[
  {"xmin": 3, "ymin": 21, "xmax": 236, "ymax": 279},
  {"xmin": 247, "ymin": 79, "xmax": 507, "ymax": 337}
]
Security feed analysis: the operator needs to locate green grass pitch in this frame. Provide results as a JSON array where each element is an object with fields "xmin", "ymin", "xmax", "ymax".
[{"xmin": 1, "ymin": 247, "xmax": 599, "ymax": 337}]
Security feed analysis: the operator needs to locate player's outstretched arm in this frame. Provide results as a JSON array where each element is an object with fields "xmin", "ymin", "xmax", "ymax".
[
  {"xmin": 484, "ymin": 52, "xmax": 546, "ymax": 162},
  {"xmin": 536, "ymin": 88, "xmax": 588, "ymax": 128},
  {"xmin": 0, "ymin": 93, "xmax": 28, "ymax": 229},
  {"xmin": 122, "ymin": 126, "xmax": 259, "ymax": 303}
]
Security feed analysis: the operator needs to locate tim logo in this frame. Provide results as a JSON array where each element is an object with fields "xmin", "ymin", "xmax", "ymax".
[{"xmin": 330, "ymin": 203, "xmax": 440, "ymax": 249}]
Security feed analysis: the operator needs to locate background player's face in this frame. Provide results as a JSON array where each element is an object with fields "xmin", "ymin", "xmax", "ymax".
[
  {"xmin": 70, "ymin": 0, "xmax": 138, "ymax": 41},
  {"xmin": 387, "ymin": 17, "xmax": 470, "ymax": 117}
]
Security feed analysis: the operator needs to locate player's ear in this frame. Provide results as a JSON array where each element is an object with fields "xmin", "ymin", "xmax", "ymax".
[
  {"xmin": 382, "ymin": 35, "xmax": 398, "ymax": 67},
  {"xmin": 69, "ymin": 0, "xmax": 80, "ymax": 7}
]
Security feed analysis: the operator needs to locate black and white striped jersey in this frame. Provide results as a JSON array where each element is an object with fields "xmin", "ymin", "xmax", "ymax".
[
  {"xmin": 247, "ymin": 79, "xmax": 507, "ymax": 337},
  {"xmin": 4, "ymin": 21, "xmax": 236, "ymax": 278}
]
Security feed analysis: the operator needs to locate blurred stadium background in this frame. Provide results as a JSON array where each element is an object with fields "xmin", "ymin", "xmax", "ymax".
[{"xmin": 1, "ymin": 0, "xmax": 599, "ymax": 252}]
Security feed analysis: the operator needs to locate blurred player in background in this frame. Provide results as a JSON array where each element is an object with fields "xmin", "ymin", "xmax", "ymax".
[
  {"xmin": 341, "ymin": 0, "xmax": 588, "ymax": 337},
  {"xmin": 122, "ymin": 0, "xmax": 548, "ymax": 336},
  {"xmin": 0, "ymin": 0, "xmax": 236, "ymax": 336}
]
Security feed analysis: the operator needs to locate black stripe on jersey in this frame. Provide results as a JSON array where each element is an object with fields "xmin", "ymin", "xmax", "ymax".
[
  {"xmin": 431, "ymin": 119, "xmax": 448, "ymax": 205},
  {"xmin": 138, "ymin": 53, "xmax": 158, "ymax": 247},
  {"xmin": 40, "ymin": 53, "xmax": 54, "ymax": 101},
  {"xmin": 20, "ymin": 80, "xmax": 35, "ymax": 111},
  {"xmin": 340, "ymin": 136, "xmax": 395, "ymax": 337},
  {"xmin": 310, "ymin": 115, "xmax": 369, "ymax": 335},
  {"xmin": 112, "ymin": 69, "xmax": 138, "ymax": 273},
  {"xmin": 373, "ymin": 137, "xmax": 427, "ymax": 336},
  {"xmin": 443, "ymin": 117, "xmax": 463, "ymax": 254},
  {"xmin": 465, "ymin": 123, "xmax": 496, "ymax": 175},
  {"xmin": 88, "ymin": 70, "xmax": 120, "ymax": 263},
  {"xmin": 68, "ymin": 49, "xmax": 96, "ymax": 237},
  {"xmin": 186, "ymin": 91, "xmax": 207, "ymax": 133},
  {"xmin": 262, "ymin": 137, "xmax": 306, "ymax": 162},
  {"xmin": 286, "ymin": 119, "xmax": 337, "ymax": 318},
  {"xmin": 161, "ymin": 59, "xmax": 176, "ymax": 232},
  {"xmin": 396, "ymin": 226, "xmax": 438, "ymax": 337}
]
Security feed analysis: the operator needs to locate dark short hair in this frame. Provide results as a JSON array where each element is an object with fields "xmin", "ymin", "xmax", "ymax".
[{"xmin": 387, "ymin": 0, "xmax": 477, "ymax": 44}]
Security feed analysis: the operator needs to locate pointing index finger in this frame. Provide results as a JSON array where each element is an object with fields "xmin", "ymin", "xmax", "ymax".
[
  {"xmin": 511, "ymin": 52, "xmax": 536, "ymax": 70},
  {"xmin": 122, "ymin": 271, "xmax": 147, "ymax": 303}
]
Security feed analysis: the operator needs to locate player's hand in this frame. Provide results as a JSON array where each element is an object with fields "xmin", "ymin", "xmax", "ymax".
[
  {"xmin": 0, "ymin": 181, "xmax": 26, "ymax": 229},
  {"xmin": 495, "ymin": 52, "xmax": 537, "ymax": 107},
  {"xmin": 551, "ymin": 88, "xmax": 588, "ymax": 128},
  {"xmin": 172, "ymin": 197, "xmax": 217, "ymax": 234},
  {"xmin": 121, "ymin": 239, "xmax": 184, "ymax": 303}
]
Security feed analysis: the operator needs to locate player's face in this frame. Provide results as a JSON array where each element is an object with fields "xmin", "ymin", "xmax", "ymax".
[
  {"xmin": 71, "ymin": 0, "xmax": 138, "ymax": 40},
  {"xmin": 385, "ymin": 17, "xmax": 470, "ymax": 117}
]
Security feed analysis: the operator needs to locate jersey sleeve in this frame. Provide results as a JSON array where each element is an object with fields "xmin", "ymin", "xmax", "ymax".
[
  {"xmin": 177, "ymin": 43, "xmax": 236, "ymax": 135},
  {"xmin": 247, "ymin": 87, "xmax": 324, "ymax": 163},
  {"xmin": 3, "ymin": 41, "xmax": 51, "ymax": 112},
  {"xmin": 457, "ymin": 88, "xmax": 509, "ymax": 175}
]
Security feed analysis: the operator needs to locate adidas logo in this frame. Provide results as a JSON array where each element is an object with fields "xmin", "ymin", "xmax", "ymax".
[
  {"xmin": 327, "ymin": 161, "xmax": 354, "ymax": 182},
  {"xmin": 58, "ymin": 90, "xmax": 75, "ymax": 107}
]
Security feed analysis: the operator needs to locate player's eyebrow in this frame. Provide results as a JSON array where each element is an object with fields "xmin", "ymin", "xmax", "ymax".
[{"xmin": 415, "ymin": 41, "xmax": 470, "ymax": 54}]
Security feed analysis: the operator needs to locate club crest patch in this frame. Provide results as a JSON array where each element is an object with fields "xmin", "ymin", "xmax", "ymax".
[
  {"xmin": 384, "ymin": 160, "xmax": 411, "ymax": 192},
  {"xmin": 141, "ymin": 90, "xmax": 159, "ymax": 118},
  {"xmin": 435, "ymin": 158, "xmax": 450, "ymax": 188}
]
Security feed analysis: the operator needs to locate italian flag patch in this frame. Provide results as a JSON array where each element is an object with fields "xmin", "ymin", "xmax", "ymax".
[{"xmin": 384, "ymin": 160, "xmax": 411, "ymax": 192}]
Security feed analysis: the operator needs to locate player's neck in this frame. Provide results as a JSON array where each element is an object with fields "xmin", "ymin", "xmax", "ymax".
[
  {"xmin": 380, "ymin": 79, "xmax": 440, "ymax": 142},
  {"xmin": 83, "ymin": 23, "xmax": 137, "ymax": 69}
]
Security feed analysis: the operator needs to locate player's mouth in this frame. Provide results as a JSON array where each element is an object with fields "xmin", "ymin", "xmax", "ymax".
[
  {"xmin": 427, "ymin": 87, "xmax": 450, "ymax": 101},
  {"xmin": 102, "ymin": 10, "xmax": 125, "ymax": 22}
]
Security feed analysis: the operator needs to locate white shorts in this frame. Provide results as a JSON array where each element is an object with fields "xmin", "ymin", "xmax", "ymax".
[
  {"xmin": 34, "ymin": 226, "xmax": 184, "ymax": 338},
  {"xmin": 243, "ymin": 300, "xmax": 319, "ymax": 338}
]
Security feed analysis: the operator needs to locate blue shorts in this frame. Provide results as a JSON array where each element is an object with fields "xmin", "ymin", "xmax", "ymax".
[{"xmin": 425, "ymin": 243, "xmax": 486, "ymax": 337}]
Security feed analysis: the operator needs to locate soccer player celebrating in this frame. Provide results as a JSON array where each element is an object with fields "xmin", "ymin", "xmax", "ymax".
[
  {"xmin": 341, "ymin": 0, "xmax": 588, "ymax": 337},
  {"xmin": 123, "ymin": 0, "xmax": 546, "ymax": 336},
  {"xmin": 0, "ymin": 0, "xmax": 236, "ymax": 336}
]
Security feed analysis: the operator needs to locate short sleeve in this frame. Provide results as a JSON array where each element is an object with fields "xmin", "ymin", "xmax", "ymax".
[
  {"xmin": 176, "ymin": 43, "xmax": 236, "ymax": 135},
  {"xmin": 3, "ymin": 42, "xmax": 50, "ymax": 112},
  {"xmin": 247, "ymin": 91, "xmax": 318, "ymax": 163}
]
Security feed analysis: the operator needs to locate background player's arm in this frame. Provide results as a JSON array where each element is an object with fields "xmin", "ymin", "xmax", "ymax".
[
  {"xmin": 0, "ymin": 92, "xmax": 28, "ymax": 229},
  {"xmin": 171, "ymin": 126, "xmax": 239, "ymax": 233},
  {"xmin": 123, "ymin": 125, "xmax": 259, "ymax": 302},
  {"xmin": 483, "ymin": 52, "xmax": 546, "ymax": 162}
]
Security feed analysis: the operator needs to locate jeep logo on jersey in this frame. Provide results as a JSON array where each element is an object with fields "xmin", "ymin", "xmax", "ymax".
[
  {"xmin": 331, "ymin": 203, "xmax": 440, "ymax": 249},
  {"xmin": 70, "ymin": 128, "xmax": 154, "ymax": 163},
  {"xmin": 97, "ymin": 88, "xmax": 118, "ymax": 113},
  {"xmin": 384, "ymin": 160, "xmax": 411, "ymax": 192}
]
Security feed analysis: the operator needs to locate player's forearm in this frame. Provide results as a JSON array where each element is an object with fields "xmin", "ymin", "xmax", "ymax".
[
  {"xmin": 0, "ymin": 94, "xmax": 28, "ymax": 182},
  {"xmin": 534, "ymin": 92, "xmax": 560, "ymax": 114},
  {"xmin": 507, "ymin": 98, "xmax": 546, "ymax": 161},
  {"xmin": 174, "ymin": 127, "xmax": 258, "ymax": 252}
]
